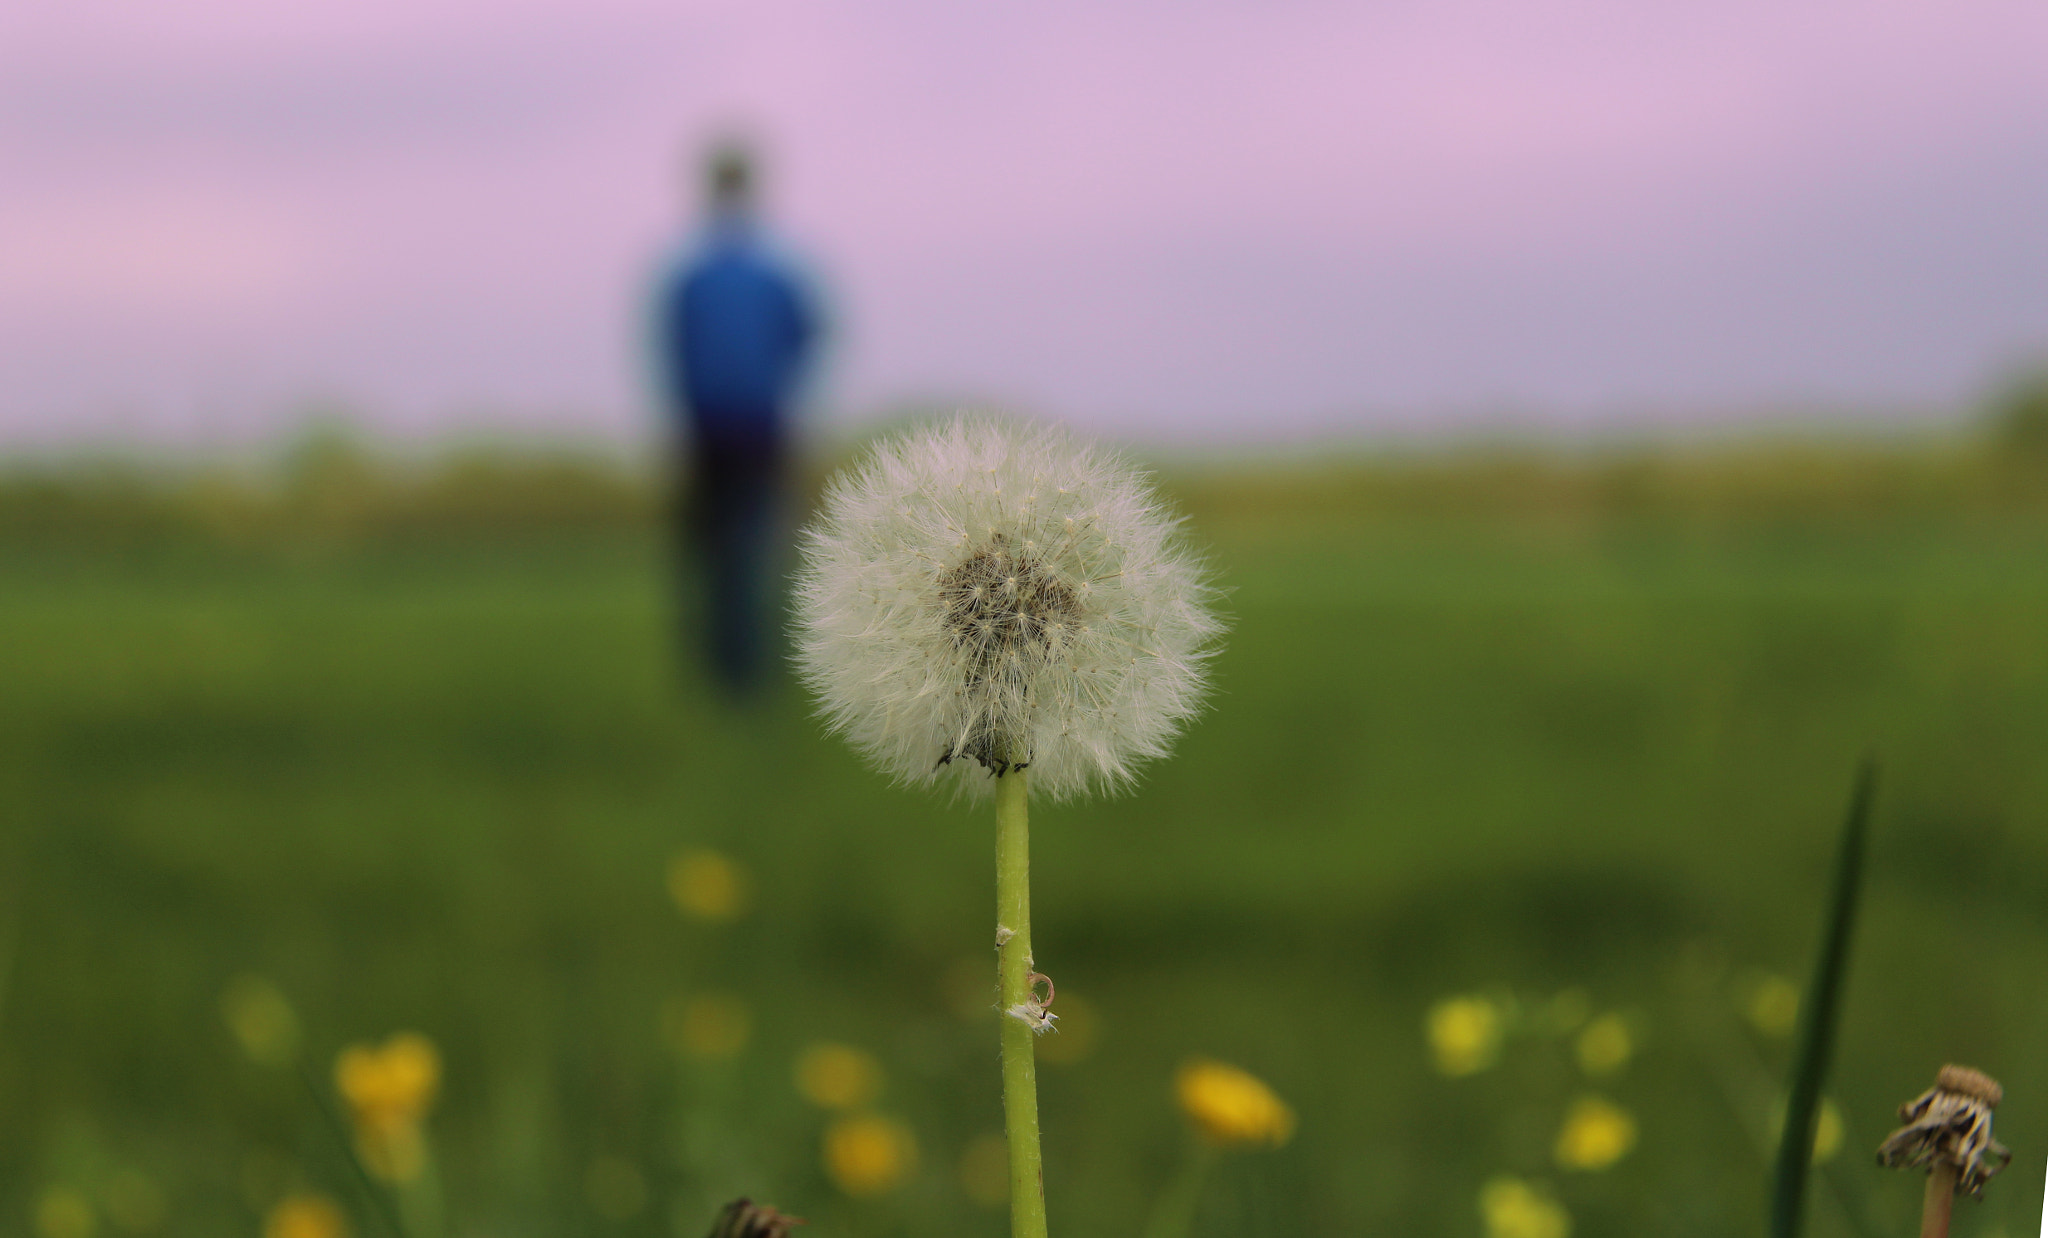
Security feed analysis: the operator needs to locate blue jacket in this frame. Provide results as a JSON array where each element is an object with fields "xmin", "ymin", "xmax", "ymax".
[{"xmin": 655, "ymin": 216, "xmax": 818, "ymax": 442}]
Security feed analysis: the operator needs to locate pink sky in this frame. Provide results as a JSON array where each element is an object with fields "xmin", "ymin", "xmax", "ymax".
[{"xmin": 4, "ymin": 0, "xmax": 2047, "ymax": 446}]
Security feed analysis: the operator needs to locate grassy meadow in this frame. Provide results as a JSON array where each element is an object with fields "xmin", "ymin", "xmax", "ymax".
[{"xmin": 3, "ymin": 430, "xmax": 2047, "ymax": 1237}]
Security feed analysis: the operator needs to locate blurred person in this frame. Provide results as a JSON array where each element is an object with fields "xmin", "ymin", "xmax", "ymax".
[{"xmin": 652, "ymin": 140, "xmax": 822, "ymax": 697}]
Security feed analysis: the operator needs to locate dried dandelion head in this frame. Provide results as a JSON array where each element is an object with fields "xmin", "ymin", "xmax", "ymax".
[
  {"xmin": 793, "ymin": 416, "xmax": 1222, "ymax": 801},
  {"xmin": 706, "ymin": 1198, "xmax": 805, "ymax": 1238},
  {"xmin": 1877, "ymin": 1064, "xmax": 2012, "ymax": 1197}
]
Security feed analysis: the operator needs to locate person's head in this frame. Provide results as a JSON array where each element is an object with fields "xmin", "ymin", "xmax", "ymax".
[{"xmin": 704, "ymin": 140, "xmax": 755, "ymax": 216}]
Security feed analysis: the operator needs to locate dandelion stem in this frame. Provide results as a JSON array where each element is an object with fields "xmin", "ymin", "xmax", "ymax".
[
  {"xmin": 1920, "ymin": 1164, "xmax": 1955, "ymax": 1238},
  {"xmin": 995, "ymin": 769, "xmax": 1050, "ymax": 1238}
]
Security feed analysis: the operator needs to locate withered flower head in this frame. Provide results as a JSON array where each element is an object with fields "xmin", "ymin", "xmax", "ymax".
[
  {"xmin": 705, "ymin": 1198, "xmax": 804, "ymax": 1238},
  {"xmin": 1876, "ymin": 1064, "xmax": 2012, "ymax": 1197}
]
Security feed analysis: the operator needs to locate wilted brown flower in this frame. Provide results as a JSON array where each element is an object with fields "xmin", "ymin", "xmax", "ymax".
[
  {"xmin": 705, "ymin": 1198, "xmax": 804, "ymax": 1238},
  {"xmin": 1876, "ymin": 1064, "xmax": 2011, "ymax": 1198}
]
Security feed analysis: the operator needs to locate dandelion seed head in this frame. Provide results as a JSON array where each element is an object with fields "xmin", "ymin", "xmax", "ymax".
[{"xmin": 794, "ymin": 415, "xmax": 1222, "ymax": 801}]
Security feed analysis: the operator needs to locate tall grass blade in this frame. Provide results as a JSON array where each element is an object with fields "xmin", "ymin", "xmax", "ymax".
[{"xmin": 1769, "ymin": 757, "xmax": 1879, "ymax": 1238}]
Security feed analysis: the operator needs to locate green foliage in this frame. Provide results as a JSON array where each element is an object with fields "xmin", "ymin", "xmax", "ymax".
[
  {"xmin": 3, "ymin": 441, "xmax": 2047, "ymax": 1237},
  {"xmin": 1987, "ymin": 370, "xmax": 2048, "ymax": 462}
]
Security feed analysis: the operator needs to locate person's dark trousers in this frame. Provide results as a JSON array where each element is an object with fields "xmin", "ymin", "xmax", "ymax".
[{"xmin": 679, "ymin": 424, "xmax": 785, "ymax": 698}]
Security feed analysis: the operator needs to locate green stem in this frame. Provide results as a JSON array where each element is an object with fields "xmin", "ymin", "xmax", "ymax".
[{"xmin": 996, "ymin": 769, "xmax": 1049, "ymax": 1238}]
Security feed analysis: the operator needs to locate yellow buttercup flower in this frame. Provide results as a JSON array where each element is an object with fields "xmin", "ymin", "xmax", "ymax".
[
  {"xmin": 794, "ymin": 1042, "xmax": 883, "ymax": 1109},
  {"xmin": 264, "ymin": 1194, "xmax": 350, "ymax": 1238},
  {"xmin": 335, "ymin": 1032, "xmax": 441, "ymax": 1182},
  {"xmin": 668, "ymin": 850, "xmax": 751, "ymax": 922},
  {"xmin": 1574, "ymin": 1014, "xmax": 1632, "ymax": 1076},
  {"xmin": 1428, "ymin": 995, "xmax": 1504, "ymax": 1077},
  {"xmin": 1478, "ymin": 1176, "xmax": 1571, "ymax": 1238},
  {"xmin": 336, "ymin": 1032, "xmax": 440, "ymax": 1132},
  {"xmin": 1554, "ymin": 1095, "xmax": 1637, "ymax": 1171},
  {"xmin": 823, "ymin": 1114, "xmax": 918, "ymax": 1196},
  {"xmin": 1175, "ymin": 1058, "xmax": 1295, "ymax": 1148}
]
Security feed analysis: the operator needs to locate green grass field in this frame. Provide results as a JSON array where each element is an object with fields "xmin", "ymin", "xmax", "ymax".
[{"xmin": 4, "ymin": 438, "xmax": 2047, "ymax": 1237}]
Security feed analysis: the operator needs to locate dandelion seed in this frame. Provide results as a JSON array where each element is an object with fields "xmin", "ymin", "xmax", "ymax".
[{"xmin": 793, "ymin": 415, "xmax": 1220, "ymax": 802}]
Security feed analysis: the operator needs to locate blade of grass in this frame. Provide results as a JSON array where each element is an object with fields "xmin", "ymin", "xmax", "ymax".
[
  {"xmin": 298, "ymin": 1060, "xmax": 413, "ymax": 1238},
  {"xmin": 1769, "ymin": 757, "xmax": 1879, "ymax": 1238}
]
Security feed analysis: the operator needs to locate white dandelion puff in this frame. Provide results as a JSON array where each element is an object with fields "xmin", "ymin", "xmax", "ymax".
[{"xmin": 793, "ymin": 415, "xmax": 1223, "ymax": 802}]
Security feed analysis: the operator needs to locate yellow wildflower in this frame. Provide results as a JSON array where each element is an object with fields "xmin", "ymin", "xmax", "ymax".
[
  {"xmin": 794, "ymin": 1042, "xmax": 883, "ymax": 1109},
  {"xmin": 1574, "ymin": 1014, "xmax": 1632, "ymax": 1076},
  {"xmin": 1175, "ymin": 1058, "xmax": 1295, "ymax": 1148},
  {"xmin": 335, "ymin": 1033, "xmax": 441, "ymax": 1182},
  {"xmin": 668, "ymin": 850, "xmax": 751, "ymax": 922},
  {"xmin": 1744, "ymin": 974, "xmax": 1800, "ymax": 1037},
  {"xmin": 1812, "ymin": 1098, "xmax": 1843, "ymax": 1163},
  {"xmin": 1554, "ymin": 1095, "xmax": 1637, "ymax": 1171},
  {"xmin": 662, "ymin": 993, "xmax": 751, "ymax": 1060},
  {"xmin": 263, "ymin": 1194, "xmax": 350, "ymax": 1238},
  {"xmin": 1427, "ymin": 995, "xmax": 1504, "ymax": 1077},
  {"xmin": 823, "ymin": 1114, "xmax": 918, "ymax": 1196},
  {"xmin": 1478, "ymin": 1176, "xmax": 1571, "ymax": 1238},
  {"xmin": 335, "ymin": 1033, "xmax": 440, "ymax": 1132}
]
